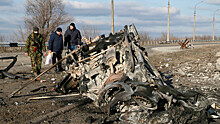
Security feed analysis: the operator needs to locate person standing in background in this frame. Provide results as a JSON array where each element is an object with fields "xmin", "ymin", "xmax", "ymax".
[{"xmin": 64, "ymin": 23, "xmax": 82, "ymax": 51}]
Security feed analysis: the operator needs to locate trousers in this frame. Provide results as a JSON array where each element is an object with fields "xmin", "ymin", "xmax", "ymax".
[
  {"xmin": 29, "ymin": 52, "xmax": 42, "ymax": 74},
  {"xmin": 52, "ymin": 51, "xmax": 62, "ymax": 70}
]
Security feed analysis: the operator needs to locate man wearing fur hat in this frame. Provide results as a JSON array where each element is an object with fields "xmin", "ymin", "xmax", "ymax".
[{"xmin": 25, "ymin": 27, "xmax": 46, "ymax": 76}]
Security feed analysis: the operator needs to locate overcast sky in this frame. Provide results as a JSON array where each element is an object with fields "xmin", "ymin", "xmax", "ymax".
[{"xmin": 0, "ymin": 0, "xmax": 220, "ymax": 38}]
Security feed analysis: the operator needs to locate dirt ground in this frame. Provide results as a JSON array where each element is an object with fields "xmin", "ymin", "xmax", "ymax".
[{"xmin": 0, "ymin": 44, "xmax": 220, "ymax": 123}]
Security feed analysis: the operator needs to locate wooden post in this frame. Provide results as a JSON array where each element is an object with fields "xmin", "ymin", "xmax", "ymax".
[
  {"xmin": 111, "ymin": 0, "xmax": 114, "ymax": 34},
  {"xmin": 213, "ymin": 9, "xmax": 219, "ymax": 40},
  {"xmin": 167, "ymin": 1, "xmax": 170, "ymax": 42}
]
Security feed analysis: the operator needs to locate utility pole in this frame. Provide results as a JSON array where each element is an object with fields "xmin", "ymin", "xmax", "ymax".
[
  {"xmin": 111, "ymin": 0, "xmax": 114, "ymax": 34},
  {"xmin": 213, "ymin": 9, "xmax": 219, "ymax": 41},
  {"xmin": 167, "ymin": 1, "xmax": 170, "ymax": 42},
  {"xmin": 193, "ymin": 1, "xmax": 203, "ymax": 41},
  {"xmin": 193, "ymin": 8, "xmax": 196, "ymax": 41}
]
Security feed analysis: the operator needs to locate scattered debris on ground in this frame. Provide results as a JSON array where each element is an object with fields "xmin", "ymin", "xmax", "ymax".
[
  {"xmin": 178, "ymin": 39, "xmax": 194, "ymax": 49},
  {"xmin": 0, "ymin": 24, "xmax": 220, "ymax": 123}
]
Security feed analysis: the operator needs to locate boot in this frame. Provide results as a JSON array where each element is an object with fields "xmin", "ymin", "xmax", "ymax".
[
  {"xmin": 59, "ymin": 67, "xmax": 64, "ymax": 72},
  {"xmin": 36, "ymin": 68, "xmax": 41, "ymax": 75},
  {"xmin": 58, "ymin": 63, "xmax": 64, "ymax": 72},
  {"xmin": 54, "ymin": 67, "xmax": 58, "ymax": 73},
  {"xmin": 37, "ymin": 71, "xmax": 41, "ymax": 75},
  {"xmin": 33, "ymin": 72, "xmax": 38, "ymax": 77}
]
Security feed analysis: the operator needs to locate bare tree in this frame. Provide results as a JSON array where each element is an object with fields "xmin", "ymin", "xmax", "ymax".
[
  {"xmin": 0, "ymin": 33, "xmax": 4, "ymax": 43},
  {"xmin": 0, "ymin": 33, "xmax": 5, "ymax": 52},
  {"xmin": 160, "ymin": 32, "xmax": 167, "ymax": 41},
  {"xmin": 139, "ymin": 32, "xmax": 151, "ymax": 41},
  {"xmin": 25, "ymin": 0, "xmax": 73, "ymax": 41},
  {"xmin": 9, "ymin": 34, "xmax": 17, "ymax": 42},
  {"xmin": 81, "ymin": 25, "xmax": 100, "ymax": 40},
  {"xmin": 12, "ymin": 26, "xmax": 26, "ymax": 43},
  {"xmin": 15, "ymin": 26, "xmax": 27, "ymax": 42},
  {"xmin": 139, "ymin": 32, "xmax": 151, "ymax": 46}
]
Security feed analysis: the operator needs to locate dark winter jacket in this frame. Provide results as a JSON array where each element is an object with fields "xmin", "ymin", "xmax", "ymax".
[
  {"xmin": 49, "ymin": 32, "xmax": 63, "ymax": 52},
  {"xmin": 64, "ymin": 28, "xmax": 82, "ymax": 48}
]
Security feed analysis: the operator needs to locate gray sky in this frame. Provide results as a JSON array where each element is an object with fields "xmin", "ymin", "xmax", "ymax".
[{"xmin": 0, "ymin": 0, "xmax": 220, "ymax": 39}]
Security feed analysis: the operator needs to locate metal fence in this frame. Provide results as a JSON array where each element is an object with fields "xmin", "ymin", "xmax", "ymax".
[
  {"xmin": 140, "ymin": 39, "xmax": 220, "ymax": 46},
  {"xmin": 0, "ymin": 42, "xmax": 48, "ymax": 47},
  {"xmin": 1, "ymin": 40, "xmax": 220, "ymax": 48}
]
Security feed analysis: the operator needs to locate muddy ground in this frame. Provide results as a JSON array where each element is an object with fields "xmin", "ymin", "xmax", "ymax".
[{"xmin": 0, "ymin": 44, "xmax": 220, "ymax": 124}]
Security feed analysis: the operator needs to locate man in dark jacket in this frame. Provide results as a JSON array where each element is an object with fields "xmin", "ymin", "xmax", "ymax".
[
  {"xmin": 64, "ymin": 23, "xmax": 82, "ymax": 51},
  {"xmin": 49, "ymin": 27, "xmax": 64, "ymax": 72}
]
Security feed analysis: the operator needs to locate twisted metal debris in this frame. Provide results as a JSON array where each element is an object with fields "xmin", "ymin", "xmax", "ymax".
[
  {"xmin": 0, "ymin": 55, "xmax": 21, "ymax": 79},
  {"xmin": 55, "ymin": 24, "xmax": 220, "ymax": 123}
]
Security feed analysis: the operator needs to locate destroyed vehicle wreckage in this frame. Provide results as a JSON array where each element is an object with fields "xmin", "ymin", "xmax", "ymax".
[
  {"xmin": 0, "ymin": 55, "xmax": 23, "ymax": 79},
  {"xmin": 55, "ymin": 24, "xmax": 219, "ymax": 123}
]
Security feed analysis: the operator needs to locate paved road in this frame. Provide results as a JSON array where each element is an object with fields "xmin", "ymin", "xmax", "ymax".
[{"xmin": 145, "ymin": 42, "xmax": 220, "ymax": 54}]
